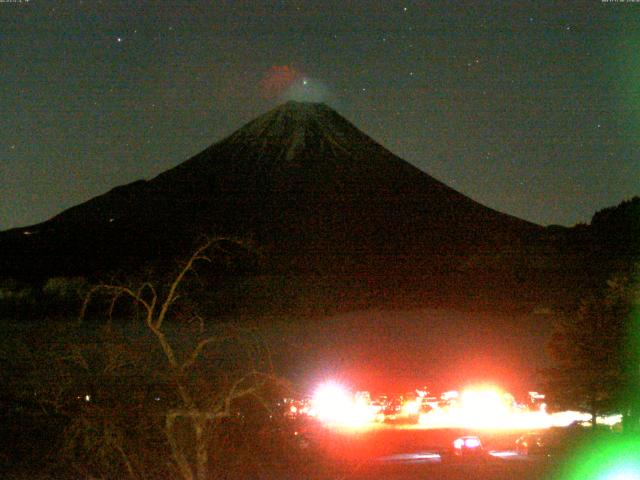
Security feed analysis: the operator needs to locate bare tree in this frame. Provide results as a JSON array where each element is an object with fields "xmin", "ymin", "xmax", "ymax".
[
  {"xmin": 72, "ymin": 238, "xmax": 281, "ymax": 480},
  {"xmin": 2, "ymin": 239, "xmax": 339, "ymax": 479}
]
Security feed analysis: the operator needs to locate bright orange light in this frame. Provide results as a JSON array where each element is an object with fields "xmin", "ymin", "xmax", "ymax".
[{"xmin": 419, "ymin": 386, "xmax": 555, "ymax": 430}]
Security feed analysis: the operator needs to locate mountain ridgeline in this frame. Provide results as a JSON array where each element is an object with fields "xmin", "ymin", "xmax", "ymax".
[{"xmin": 1, "ymin": 102, "xmax": 634, "ymax": 313}]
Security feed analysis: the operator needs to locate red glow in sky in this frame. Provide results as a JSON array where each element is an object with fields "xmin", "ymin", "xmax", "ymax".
[{"xmin": 259, "ymin": 65, "xmax": 303, "ymax": 99}]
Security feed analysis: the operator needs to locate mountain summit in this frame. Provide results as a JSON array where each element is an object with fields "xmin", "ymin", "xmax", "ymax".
[
  {"xmin": 155, "ymin": 100, "xmax": 539, "ymax": 253},
  {"xmin": 1, "ymin": 102, "xmax": 543, "ymax": 308}
]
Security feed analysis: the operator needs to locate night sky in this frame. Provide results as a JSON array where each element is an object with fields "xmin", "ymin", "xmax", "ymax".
[{"xmin": 2, "ymin": 0, "xmax": 638, "ymax": 231}]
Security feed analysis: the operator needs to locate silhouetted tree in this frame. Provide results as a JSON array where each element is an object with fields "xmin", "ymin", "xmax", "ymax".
[{"xmin": 546, "ymin": 264, "xmax": 639, "ymax": 431}]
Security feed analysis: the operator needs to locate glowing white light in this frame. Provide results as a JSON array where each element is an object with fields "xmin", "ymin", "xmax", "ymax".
[
  {"xmin": 490, "ymin": 451, "xmax": 519, "ymax": 458},
  {"xmin": 549, "ymin": 410, "xmax": 591, "ymax": 427},
  {"xmin": 310, "ymin": 381, "xmax": 377, "ymax": 428},
  {"xmin": 311, "ymin": 381, "xmax": 352, "ymax": 424},
  {"xmin": 379, "ymin": 452, "xmax": 441, "ymax": 462},
  {"xmin": 464, "ymin": 437, "xmax": 482, "ymax": 448},
  {"xmin": 529, "ymin": 391, "xmax": 545, "ymax": 400},
  {"xmin": 402, "ymin": 399, "xmax": 421, "ymax": 416},
  {"xmin": 598, "ymin": 414, "xmax": 623, "ymax": 426},
  {"xmin": 419, "ymin": 386, "xmax": 557, "ymax": 430},
  {"xmin": 601, "ymin": 467, "xmax": 640, "ymax": 480},
  {"xmin": 441, "ymin": 390, "xmax": 459, "ymax": 401}
]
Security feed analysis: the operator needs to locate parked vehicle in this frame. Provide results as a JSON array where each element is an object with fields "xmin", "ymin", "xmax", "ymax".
[{"xmin": 452, "ymin": 435, "xmax": 484, "ymax": 456}]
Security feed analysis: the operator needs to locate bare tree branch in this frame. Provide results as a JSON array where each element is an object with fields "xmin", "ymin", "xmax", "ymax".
[
  {"xmin": 155, "ymin": 239, "xmax": 219, "ymax": 331},
  {"xmin": 181, "ymin": 336, "xmax": 224, "ymax": 372},
  {"xmin": 166, "ymin": 413, "xmax": 193, "ymax": 480}
]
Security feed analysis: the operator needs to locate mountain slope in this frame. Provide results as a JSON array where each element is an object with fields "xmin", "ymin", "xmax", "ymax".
[
  {"xmin": 0, "ymin": 102, "xmax": 544, "ymax": 309},
  {"xmin": 154, "ymin": 102, "xmax": 539, "ymax": 255}
]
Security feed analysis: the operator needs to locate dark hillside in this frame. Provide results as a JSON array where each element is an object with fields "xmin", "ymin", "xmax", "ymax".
[{"xmin": 0, "ymin": 102, "xmax": 604, "ymax": 313}]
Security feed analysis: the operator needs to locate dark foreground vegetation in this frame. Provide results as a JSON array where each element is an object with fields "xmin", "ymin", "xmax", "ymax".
[
  {"xmin": 0, "ymin": 239, "xmax": 344, "ymax": 480},
  {"xmin": 1, "ymin": 197, "xmax": 638, "ymax": 479}
]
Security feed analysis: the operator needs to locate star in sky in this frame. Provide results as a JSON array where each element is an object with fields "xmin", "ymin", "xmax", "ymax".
[{"xmin": 0, "ymin": 0, "xmax": 637, "ymax": 230}]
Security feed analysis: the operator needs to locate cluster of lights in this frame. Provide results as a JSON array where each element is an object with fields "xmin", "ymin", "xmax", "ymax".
[
  {"xmin": 304, "ymin": 382, "xmax": 623, "ymax": 432},
  {"xmin": 418, "ymin": 386, "xmax": 551, "ymax": 430},
  {"xmin": 298, "ymin": 381, "xmax": 637, "ymax": 478}
]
